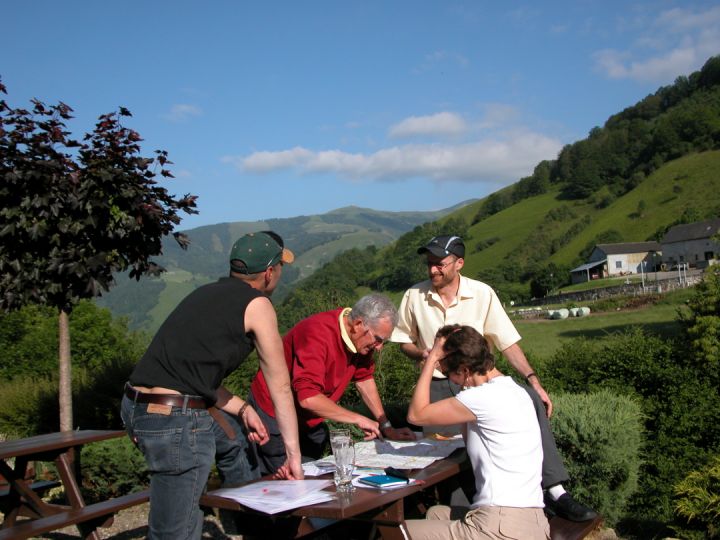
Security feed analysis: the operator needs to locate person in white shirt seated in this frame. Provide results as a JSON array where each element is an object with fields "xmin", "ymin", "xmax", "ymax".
[{"xmin": 405, "ymin": 324, "xmax": 550, "ymax": 540}]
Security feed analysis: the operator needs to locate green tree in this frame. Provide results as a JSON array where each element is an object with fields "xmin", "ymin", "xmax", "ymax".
[
  {"xmin": 678, "ymin": 266, "xmax": 720, "ymax": 368},
  {"xmin": 528, "ymin": 262, "xmax": 566, "ymax": 298},
  {"xmin": 0, "ymin": 80, "xmax": 196, "ymax": 430}
]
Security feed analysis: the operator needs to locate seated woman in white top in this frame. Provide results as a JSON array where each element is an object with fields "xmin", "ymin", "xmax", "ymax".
[{"xmin": 405, "ymin": 325, "xmax": 550, "ymax": 540}]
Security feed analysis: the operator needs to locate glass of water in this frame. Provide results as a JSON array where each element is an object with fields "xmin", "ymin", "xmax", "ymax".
[{"xmin": 329, "ymin": 429, "xmax": 355, "ymax": 492}]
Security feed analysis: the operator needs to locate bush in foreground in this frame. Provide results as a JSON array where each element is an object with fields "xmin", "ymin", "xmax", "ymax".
[
  {"xmin": 672, "ymin": 454, "xmax": 720, "ymax": 539},
  {"xmin": 551, "ymin": 390, "xmax": 644, "ymax": 526}
]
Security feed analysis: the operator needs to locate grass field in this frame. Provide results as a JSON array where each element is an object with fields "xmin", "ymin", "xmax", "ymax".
[{"xmin": 515, "ymin": 289, "xmax": 691, "ymax": 360}]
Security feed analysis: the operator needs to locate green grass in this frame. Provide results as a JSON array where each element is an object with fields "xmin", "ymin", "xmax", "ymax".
[
  {"xmin": 515, "ymin": 292, "xmax": 688, "ymax": 360},
  {"xmin": 558, "ymin": 274, "xmax": 648, "ymax": 293}
]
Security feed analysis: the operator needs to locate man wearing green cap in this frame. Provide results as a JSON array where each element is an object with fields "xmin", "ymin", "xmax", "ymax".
[{"xmin": 121, "ymin": 231, "xmax": 302, "ymax": 540}]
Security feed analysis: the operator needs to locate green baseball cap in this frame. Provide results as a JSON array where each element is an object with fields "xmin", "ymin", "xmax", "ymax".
[{"xmin": 229, "ymin": 231, "xmax": 294, "ymax": 274}]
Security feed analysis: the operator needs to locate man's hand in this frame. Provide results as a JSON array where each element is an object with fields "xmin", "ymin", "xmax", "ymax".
[
  {"xmin": 382, "ymin": 426, "xmax": 416, "ymax": 441},
  {"xmin": 416, "ymin": 348, "xmax": 431, "ymax": 369},
  {"xmin": 355, "ymin": 416, "xmax": 383, "ymax": 440},
  {"xmin": 272, "ymin": 455, "xmax": 304, "ymax": 480},
  {"xmin": 530, "ymin": 379, "xmax": 553, "ymax": 418},
  {"xmin": 241, "ymin": 406, "xmax": 270, "ymax": 445}
]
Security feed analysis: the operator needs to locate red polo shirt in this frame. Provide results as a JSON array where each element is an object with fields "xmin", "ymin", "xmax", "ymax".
[{"xmin": 250, "ymin": 307, "xmax": 375, "ymax": 428}]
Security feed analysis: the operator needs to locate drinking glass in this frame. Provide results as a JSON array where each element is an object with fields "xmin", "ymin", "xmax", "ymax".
[{"xmin": 329, "ymin": 429, "xmax": 355, "ymax": 492}]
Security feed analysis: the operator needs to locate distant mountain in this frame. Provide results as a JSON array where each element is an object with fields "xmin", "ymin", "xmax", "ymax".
[{"xmin": 95, "ymin": 201, "xmax": 476, "ymax": 332}]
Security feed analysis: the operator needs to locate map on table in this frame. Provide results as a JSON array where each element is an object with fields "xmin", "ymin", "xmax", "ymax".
[{"xmin": 312, "ymin": 434, "xmax": 465, "ymax": 470}]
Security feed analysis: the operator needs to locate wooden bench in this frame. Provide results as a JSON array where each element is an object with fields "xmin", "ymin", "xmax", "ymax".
[
  {"xmin": 0, "ymin": 479, "xmax": 61, "ymax": 516},
  {"xmin": 0, "ymin": 489, "xmax": 150, "ymax": 540},
  {"xmin": 550, "ymin": 514, "xmax": 604, "ymax": 540},
  {"xmin": 0, "ymin": 479, "xmax": 60, "ymax": 499}
]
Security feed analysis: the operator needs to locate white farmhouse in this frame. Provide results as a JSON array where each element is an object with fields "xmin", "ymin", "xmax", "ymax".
[
  {"xmin": 661, "ymin": 218, "xmax": 720, "ymax": 269},
  {"xmin": 570, "ymin": 242, "xmax": 661, "ymax": 284}
]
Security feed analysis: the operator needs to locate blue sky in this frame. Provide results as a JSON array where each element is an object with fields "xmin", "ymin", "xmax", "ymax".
[{"xmin": 4, "ymin": 1, "xmax": 719, "ymax": 229}]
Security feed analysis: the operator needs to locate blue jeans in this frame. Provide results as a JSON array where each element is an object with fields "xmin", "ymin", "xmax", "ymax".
[
  {"xmin": 247, "ymin": 392, "xmax": 327, "ymax": 475},
  {"xmin": 121, "ymin": 395, "xmax": 215, "ymax": 540},
  {"xmin": 212, "ymin": 409, "xmax": 260, "ymax": 487}
]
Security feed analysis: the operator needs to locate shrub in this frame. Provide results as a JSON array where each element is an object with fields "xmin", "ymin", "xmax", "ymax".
[
  {"xmin": 0, "ymin": 355, "xmax": 139, "ymax": 436},
  {"xmin": 544, "ymin": 329, "xmax": 720, "ymax": 529},
  {"xmin": 0, "ymin": 375, "xmax": 58, "ymax": 437},
  {"xmin": 73, "ymin": 356, "xmax": 138, "ymax": 430},
  {"xmin": 80, "ymin": 436, "xmax": 149, "ymax": 502},
  {"xmin": 551, "ymin": 390, "xmax": 643, "ymax": 526},
  {"xmin": 673, "ymin": 454, "xmax": 720, "ymax": 539}
]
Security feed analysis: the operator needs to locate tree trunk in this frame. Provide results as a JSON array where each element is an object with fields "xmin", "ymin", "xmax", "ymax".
[{"xmin": 58, "ymin": 309, "xmax": 73, "ymax": 431}]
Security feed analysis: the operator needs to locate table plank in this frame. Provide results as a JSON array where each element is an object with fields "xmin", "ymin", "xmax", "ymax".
[{"xmin": 0, "ymin": 430, "xmax": 125, "ymax": 460}]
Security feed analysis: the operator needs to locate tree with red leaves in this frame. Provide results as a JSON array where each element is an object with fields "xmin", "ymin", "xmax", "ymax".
[{"xmin": 0, "ymin": 78, "xmax": 198, "ymax": 431}]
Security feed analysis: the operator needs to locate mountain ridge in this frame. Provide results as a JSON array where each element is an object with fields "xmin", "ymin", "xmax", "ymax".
[{"xmin": 96, "ymin": 201, "xmax": 477, "ymax": 332}]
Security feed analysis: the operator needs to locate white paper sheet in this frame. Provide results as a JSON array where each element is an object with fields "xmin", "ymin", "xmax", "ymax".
[
  {"xmin": 209, "ymin": 479, "xmax": 334, "ymax": 514},
  {"xmin": 313, "ymin": 434, "xmax": 465, "ymax": 470}
]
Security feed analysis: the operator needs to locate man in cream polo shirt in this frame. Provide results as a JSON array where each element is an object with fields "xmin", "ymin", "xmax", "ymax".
[{"xmin": 392, "ymin": 235, "xmax": 597, "ymax": 523}]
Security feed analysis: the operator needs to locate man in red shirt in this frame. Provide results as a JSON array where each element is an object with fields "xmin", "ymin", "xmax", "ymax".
[{"xmin": 249, "ymin": 293, "xmax": 415, "ymax": 475}]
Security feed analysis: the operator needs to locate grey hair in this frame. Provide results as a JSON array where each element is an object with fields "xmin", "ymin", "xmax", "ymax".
[{"xmin": 349, "ymin": 293, "xmax": 399, "ymax": 328}]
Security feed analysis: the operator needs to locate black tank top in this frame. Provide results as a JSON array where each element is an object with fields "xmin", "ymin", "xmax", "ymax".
[{"xmin": 130, "ymin": 277, "xmax": 263, "ymax": 404}]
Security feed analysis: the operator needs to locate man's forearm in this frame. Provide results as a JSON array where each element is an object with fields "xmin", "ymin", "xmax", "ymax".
[
  {"xmin": 502, "ymin": 343, "xmax": 535, "ymax": 378},
  {"xmin": 355, "ymin": 379, "xmax": 386, "ymax": 423},
  {"xmin": 215, "ymin": 386, "xmax": 244, "ymax": 415},
  {"xmin": 299, "ymin": 393, "xmax": 363, "ymax": 424},
  {"xmin": 267, "ymin": 380, "xmax": 301, "ymax": 455}
]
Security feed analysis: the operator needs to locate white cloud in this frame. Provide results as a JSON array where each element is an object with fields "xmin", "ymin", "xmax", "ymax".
[
  {"xmin": 595, "ymin": 46, "xmax": 699, "ymax": 82},
  {"xmin": 224, "ymin": 146, "xmax": 313, "ymax": 173},
  {"xmin": 389, "ymin": 112, "xmax": 467, "ymax": 139},
  {"xmin": 234, "ymin": 130, "xmax": 562, "ymax": 185},
  {"xmin": 162, "ymin": 104, "xmax": 202, "ymax": 123},
  {"xmin": 414, "ymin": 50, "xmax": 469, "ymax": 74},
  {"xmin": 476, "ymin": 104, "xmax": 521, "ymax": 130},
  {"xmin": 655, "ymin": 6, "xmax": 720, "ymax": 32},
  {"xmin": 594, "ymin": 5, "xmax": 720, "ymax": 82}
]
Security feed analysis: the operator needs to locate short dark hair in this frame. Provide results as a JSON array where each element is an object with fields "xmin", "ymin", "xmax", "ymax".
[{"xmin": 436, "ymin": 325, "xmax": 495, "ymax": 375}]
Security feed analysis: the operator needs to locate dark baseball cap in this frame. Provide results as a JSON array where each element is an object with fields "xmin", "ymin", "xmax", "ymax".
[
  {"xmin": 229, "ymin": 231, "xmax": 294, "ymax": 274},
  {"xmin": 418, "ymin": 235, "xmax": 465, "ymax": 258}
]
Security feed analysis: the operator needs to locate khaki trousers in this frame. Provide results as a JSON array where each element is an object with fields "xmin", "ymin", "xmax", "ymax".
[{"xmin": 404, "ymin": 504, "xmax": 550, "ymax": 540}]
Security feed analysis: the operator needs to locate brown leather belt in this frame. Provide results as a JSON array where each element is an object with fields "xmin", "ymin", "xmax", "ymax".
[{"xmin": 125, "ymin": 383, "xmax": 208, "ymax": 409}]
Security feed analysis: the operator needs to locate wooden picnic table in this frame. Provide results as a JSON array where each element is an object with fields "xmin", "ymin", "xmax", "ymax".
[
  {"xmin": 0, "ymin": 429, "xmax": 149, "ymax": 540},
  {"xmin": 202, "ymin": 449, "xmax": 470, "ymax": 540},
  {"xmin": 201, "ymin": 448, "xmax": 603, "ymax": 540}
]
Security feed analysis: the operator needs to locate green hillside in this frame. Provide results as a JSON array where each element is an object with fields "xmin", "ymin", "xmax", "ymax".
[
  {"xmin": 96, "ymin": 203, "xmax": 473, "ymax": 332},
  {"xmin": 461, "ymin": 150, "xmax": 720, "ymax": 278}
]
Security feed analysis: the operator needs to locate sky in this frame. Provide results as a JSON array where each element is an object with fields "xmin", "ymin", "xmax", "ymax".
[{"xmin": 3, "ymin": 1, "xmax": 720, "ymax": 229}]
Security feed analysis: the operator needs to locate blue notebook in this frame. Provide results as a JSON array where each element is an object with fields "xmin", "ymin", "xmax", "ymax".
[{"xmin": 358, "ymin": 475, "xmax": 409, "ymax": 488}]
